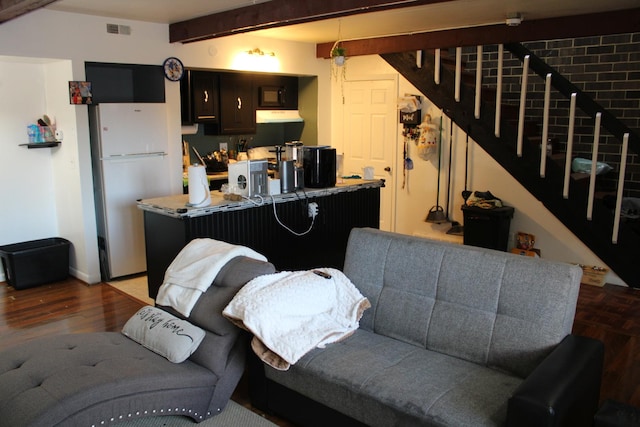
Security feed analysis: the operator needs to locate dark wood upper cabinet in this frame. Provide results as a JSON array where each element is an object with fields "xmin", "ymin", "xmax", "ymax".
[
  {"xmin": 181, "ymin": 70, "xmax": 219, "ymax": 125},
  {"xmin": 192, "ymin": 71, "xmax": 220, "ymax": 123},
  {"xmin": 219, "ymin": 72, "xmax": 255, "ymax": 134},
  {"xmin": 180, "ymin": 70, "xmax": 299, "ymax": 133}
]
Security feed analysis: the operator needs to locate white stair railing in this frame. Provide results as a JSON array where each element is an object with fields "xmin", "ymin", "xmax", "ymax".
[
  {"xmin": 475, "ymin": 46, "xmax": 482, "ymax": 119},
  {"xmin": 455, "ymin": 47, "xmax": 462, "ymax": 102},
  {"xmin": 540, "ymin": 73, "xmax": 552, "ymax": 178},
  {"xmin": 563, "ymin": 93, "xmax": 577, "ymax": 199},
  {"xmin": 434, "ymin": 48, "xmax": 441, "ymax": 84},
  {"xmin": 494, "ymin": 44, "xmax": 503, "ymax": 138},
  {"xmin": 587, "ymin": 112, "xmax": 602, "ymax": 220},
  {"xmin": 612, "ymin": 133, "xmax": 629, "ymax": 244},
  {"xmin": 516, "ymin": 55, "xmax": 530, "ymax": 157},
  {"xmin": 445, "ymin": 44, "xmax": 632, "ymax": 246}
]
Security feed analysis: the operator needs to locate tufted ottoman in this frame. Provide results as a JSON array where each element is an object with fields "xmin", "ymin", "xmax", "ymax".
[{"xmin": 0, "ymin": 255, "xmax": 276, "ymax": 427}]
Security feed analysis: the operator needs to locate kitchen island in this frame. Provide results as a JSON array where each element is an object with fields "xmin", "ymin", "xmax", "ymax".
[{"xmin": 138, "ymin": 179, "xmax": 382, "ymax": 298}]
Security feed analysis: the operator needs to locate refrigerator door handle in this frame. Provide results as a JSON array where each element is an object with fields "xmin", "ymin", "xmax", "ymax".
[{"xmin": 102, "ymin": 152, "xmax": 167, "ymax": 160}]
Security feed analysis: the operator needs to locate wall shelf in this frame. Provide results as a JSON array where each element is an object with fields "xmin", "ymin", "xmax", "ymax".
[{"xmin": 19, "ymin": 142, "xmax": 61, "ymax": 148}]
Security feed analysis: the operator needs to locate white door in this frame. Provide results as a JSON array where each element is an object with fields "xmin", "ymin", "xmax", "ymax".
[{"xmin": 343, "ymin": 77, "xmax": 397, "ymax": 231}]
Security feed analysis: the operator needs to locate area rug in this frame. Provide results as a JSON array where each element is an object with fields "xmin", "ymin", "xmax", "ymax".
[{"xmin": 115, "ymin": 400, "xmax": 277, "ymax": 427}]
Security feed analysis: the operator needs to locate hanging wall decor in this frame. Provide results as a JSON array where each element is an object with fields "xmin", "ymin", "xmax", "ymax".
[
  {"xmin": 416, "ymin": 114, "xmax": 439, "ymax": 161},
  {"xmin": 69, "ymin": 81, "xmax": 92, "ymax": 105}
]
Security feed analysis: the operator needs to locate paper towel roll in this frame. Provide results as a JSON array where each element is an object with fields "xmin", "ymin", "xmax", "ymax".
[{"xmin": 187, "ymin": 165, "xmax": 211, "ymax": 207}]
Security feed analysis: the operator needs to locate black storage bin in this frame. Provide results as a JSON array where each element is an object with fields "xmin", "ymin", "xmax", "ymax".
[
  {"xmin": 462, "ymin": 205, "xmax": 514, "ymax": 251},
  {"xmin": 0, "ymin": 238, "xmax": 71, "ymax": 290}
]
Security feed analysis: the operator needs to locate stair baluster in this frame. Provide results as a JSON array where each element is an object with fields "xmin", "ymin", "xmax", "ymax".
[
  {"xmin": 587, "ymin": 113, "xmax": 602, "ymax": 221},
  {"xmin": 612, "ymin": 134, "xmax": 629, "ymax": 244},
  {"xmin": 475, "ymin": 46, "xmax": 482, "ymax": 119},
  {"xmin": 540, "ymin": 73, "xmax": 552, "ymax": 178},
  {"xmin": 517, "ymin": 55, "xmax": 530, "ymax": 157},
  {"xmin": 455, "ymin": 47, "xmax": 462, "ymax": 102},
  {"xmin": 563, "ymin": 93, "xmax": 577, "ymax": 199},
  {"xmin": 494, "ymin": 44, "xmax": 503, "ymax": 138},
  {"xmin": 434, "ymin": 48, "xmax": 441, "ymax": 84}
]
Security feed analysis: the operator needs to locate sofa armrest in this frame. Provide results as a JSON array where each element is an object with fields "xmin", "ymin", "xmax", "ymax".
[{"xmin": 507, "ymin": 334, "xmax": 604, "ymax": 427}]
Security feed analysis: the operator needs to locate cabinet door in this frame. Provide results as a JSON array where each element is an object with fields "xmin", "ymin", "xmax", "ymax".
[
  {"xmin": 192, "ymin": 71, "xmax": 219, "ymax": 123},
  {"xmin": 280, "ymin": 76, "xmax": 298, "ymax": 109},
  {"xmin": 219, "ymin": 73, "xmax": 255, "ymax": 134},
  {"xmin": 180, "ymin": 70, "xmax": 193, "ymax": 125}
]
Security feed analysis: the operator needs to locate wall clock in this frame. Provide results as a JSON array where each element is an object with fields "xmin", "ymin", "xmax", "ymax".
[{"xmin": 163, "ymin": 57, "xmax": 184, "ymax": 81}]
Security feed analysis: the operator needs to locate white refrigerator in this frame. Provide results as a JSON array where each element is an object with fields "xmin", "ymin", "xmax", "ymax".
[{"xmin": 90, "ymin": 103, "xmax": 173, "ymax": 280}]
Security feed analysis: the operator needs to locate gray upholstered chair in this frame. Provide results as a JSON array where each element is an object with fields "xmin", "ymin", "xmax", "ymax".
[{"xmin": 0, "ymin": 256, "xmax": 275, "ymax": 427}]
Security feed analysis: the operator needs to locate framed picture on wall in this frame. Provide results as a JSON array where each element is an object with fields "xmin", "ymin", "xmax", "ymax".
[{"xmin": 69, "ymin": 81, "xmax": 93, "ymax": 104}]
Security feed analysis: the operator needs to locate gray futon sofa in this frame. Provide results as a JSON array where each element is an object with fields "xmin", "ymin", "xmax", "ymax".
[
  {"xmin": 250, "ymin": 227, "xmax": 604, "ymax": 427},
  {"xmin": 0, "ymin": 255, "xmax": 275, "ymax": 427}
]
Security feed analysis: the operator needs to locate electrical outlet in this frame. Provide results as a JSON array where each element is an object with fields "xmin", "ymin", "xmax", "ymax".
[
  {"xmin": 219, "ymin": 142, "xmax": 228, "ymax": 152},
  {"xmin": 308, "ymin": 202, "xmax": 319, "ymax": 218}
]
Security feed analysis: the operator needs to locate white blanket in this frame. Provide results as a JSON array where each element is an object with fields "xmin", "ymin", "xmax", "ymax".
[
  {"xmin": 156, "ymin": 238, "xmax": 267, "ymax": 317},
  {"xmin": 223, "ymin": 268, "xmax": 370, "ymax": 370}
]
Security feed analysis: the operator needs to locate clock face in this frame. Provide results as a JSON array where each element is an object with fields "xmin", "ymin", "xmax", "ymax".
[{"xmin": 163, "ymin": 57, "xmax": 184, "ymax": 81}]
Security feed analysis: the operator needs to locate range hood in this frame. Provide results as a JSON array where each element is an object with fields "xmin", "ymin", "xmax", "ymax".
[{"xmin": 256, "ymin": 110, "xmax": 304, "ymax": 123}]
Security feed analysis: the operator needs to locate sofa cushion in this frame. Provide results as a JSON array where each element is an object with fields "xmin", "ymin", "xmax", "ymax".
[
  {"xmin": 265, "ymin": 329, "xmax": 521, "ymax": 427},
  {"xmin": 343, "ymin": 228, "xmax": 582, "ymax": 378}
]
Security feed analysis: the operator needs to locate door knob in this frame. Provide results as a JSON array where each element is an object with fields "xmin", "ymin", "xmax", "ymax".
[{"xmin": 384, "ymin": 167, "xmax": 391, "ymax": 172}]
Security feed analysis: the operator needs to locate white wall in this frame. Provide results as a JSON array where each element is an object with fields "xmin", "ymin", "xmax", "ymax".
[
  {"xmin": 0, "ymin": 9, "xmax": 328, "ymax": 284},
  {"xmin": 0, "ymin": 60, "xmax": 59, "ymax": 244},
  {"xmin": 333, "ymin": 55, "xmax": 624, "ymax": 286}
]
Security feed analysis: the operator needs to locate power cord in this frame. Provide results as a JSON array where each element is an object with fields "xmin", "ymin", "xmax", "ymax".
[
  {"xmin": 239, "ymin": 191, "xmax": 318, "ymax": 236},
  {"xmin": 241, "ymin": 194, "xmax": 265, "ymax": 206},
  {"xmin": 271, "ymin": 197, "xmax": 317, "ymax": 236}
]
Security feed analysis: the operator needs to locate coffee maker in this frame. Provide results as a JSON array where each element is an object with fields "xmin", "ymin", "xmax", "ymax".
[{"xmin": 285, "ymin": 141, "xmax": 305, "ymax": 190}]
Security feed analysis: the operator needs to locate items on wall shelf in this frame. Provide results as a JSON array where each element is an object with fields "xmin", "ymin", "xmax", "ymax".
[{"xmin": 21, "ymin": 115, "xmax": 61, "ymax": 148}]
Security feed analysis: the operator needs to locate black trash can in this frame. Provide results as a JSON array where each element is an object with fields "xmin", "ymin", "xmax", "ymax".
[
  {"xmin": 0, "ymin": 238, "xmax": 71, "ymax": 290},
  {"xmin": 462, "ymin": 205, "xmax": 514, "ymax": 251}
]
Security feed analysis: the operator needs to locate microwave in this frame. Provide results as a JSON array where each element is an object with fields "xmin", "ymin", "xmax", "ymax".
[{"xmin": 259, "ymin": 86, "xmax": 286, "ymax": 107}]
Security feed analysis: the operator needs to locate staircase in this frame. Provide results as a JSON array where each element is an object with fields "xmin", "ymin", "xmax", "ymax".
[{"xmin": 381, "ymin": 44, "xmax": 640, "ymax": 288}]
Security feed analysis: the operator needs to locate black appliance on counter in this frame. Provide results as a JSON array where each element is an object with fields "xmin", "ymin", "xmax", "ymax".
[{"xmin": 303, "ymin": 146, "xmax": 336, "ymax": 188}]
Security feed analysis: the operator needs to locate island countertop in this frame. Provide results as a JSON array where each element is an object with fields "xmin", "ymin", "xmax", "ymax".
[{"xmin": 138, "ymin": 179, "xmax": 384, "ymax": 219}]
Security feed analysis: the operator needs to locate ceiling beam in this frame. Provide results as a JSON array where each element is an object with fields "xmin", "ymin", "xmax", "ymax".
[
  {"xmin": 169, "ymin": 0, "xmax": 456, "ymax": 44},
  {"xmin": 0, "ymin": 0, "xmax": 56, "ymax": 23},
  {"xmin": 317, "ymin": 8, "xmax": 640, "ymax": 58}
]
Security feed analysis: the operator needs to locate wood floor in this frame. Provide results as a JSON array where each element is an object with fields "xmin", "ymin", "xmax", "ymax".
[{"xmin": 1, "ymin": 277, "xmax": 640, "ymax": 425}]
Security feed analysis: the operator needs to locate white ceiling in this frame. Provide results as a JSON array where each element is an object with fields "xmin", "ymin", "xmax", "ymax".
[{"xmin": 45, "ymin": 0, "xmax": 639, "ymax": 44}]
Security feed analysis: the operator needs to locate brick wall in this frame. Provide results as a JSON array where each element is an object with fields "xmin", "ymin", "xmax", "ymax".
[{"xmin": 457, "ymin": 33, "xmax": 639, "ymax": 197}]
